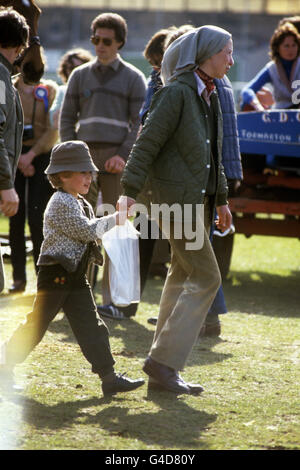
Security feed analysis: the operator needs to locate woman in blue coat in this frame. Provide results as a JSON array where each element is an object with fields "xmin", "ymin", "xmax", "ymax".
[{"xmin": 241, "ymin": 22, "xmax": 300, "ymax": 110}]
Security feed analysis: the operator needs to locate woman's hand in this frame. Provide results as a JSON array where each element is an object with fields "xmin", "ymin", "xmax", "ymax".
[
  {"xmin": 216, "ymin": 204, "xmax": 232, "ymax": 232},
  {"xmin": 0, "ymin": 188, "xmax": 19, "ymax": 217},
  {"xmin": 256, "ymin": 88, "xmax": 274, "ymax": 109},
  {"xmin": 250, "ymin": 98, "xmax": 265, "ymax": 112}
]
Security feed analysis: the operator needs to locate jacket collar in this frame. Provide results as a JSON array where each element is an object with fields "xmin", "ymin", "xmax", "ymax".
[
  {"xmin": 175, "ymin": 70, "xmax": 218, "ymax": 106},
  {"xmin": 0, "ymin": 52, "xmax": 13, "ymax": 74},
  {"xmin": 175, "ymin": 71, "xmax": 198, "ymax": 91}
]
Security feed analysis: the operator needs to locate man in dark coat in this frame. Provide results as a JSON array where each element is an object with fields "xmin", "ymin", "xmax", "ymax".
[{"xmin": 0, "ymin": 7, "xmax": 29, "ymax": 291}]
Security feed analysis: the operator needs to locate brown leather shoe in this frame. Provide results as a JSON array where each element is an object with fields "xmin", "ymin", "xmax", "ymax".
[
  {"xmin": 143, "ymin": 356, "xmax": 190, "ymax": 394},
  {"xmin": 178, "ymin": 375, "xmax": 204, "ymax": 394},
  {"xmin": 204, "ymin": 321, "xmax": 221, "ymax": 337},
  {"xmin": 199, "ymin": 321, "xmax": 221, "ymax": 337},
  {"xmin": 148, "ymin": 374, "xmax": 204, "ymax": 395}
]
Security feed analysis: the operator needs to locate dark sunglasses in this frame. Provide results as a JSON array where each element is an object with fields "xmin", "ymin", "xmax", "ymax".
[{"xmin": 90, "ymin": 36, "xmax": 113, "ymax": 46}]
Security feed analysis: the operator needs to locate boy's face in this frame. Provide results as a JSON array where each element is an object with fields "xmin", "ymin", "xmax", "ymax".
[{"xmin": 61, "ymin": 172, "xmax": 93, "ymax": 198}]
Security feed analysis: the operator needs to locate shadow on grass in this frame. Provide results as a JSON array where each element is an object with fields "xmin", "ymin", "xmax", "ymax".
[
  {"xmin": 47, "ymin": 313, "xmax": 153, "ymax": 359},
  {"xmin": 137, "ymin": 277, "xmax": 164, "ymax": 305},
  {"xmin": 104, "ymin": 318, "xmax": 153, "ymax": 358},
  {"xmin": 94, "ymin": 396, "xmax": 217, "ymax": 448},
  {"xmin": 188, "ymin": 337, "xmax": 233, "ymax": 368},
  {"xmin": 45, "ymin": 275, "xmax": 162, "ymax": 356},
  {"xmin": 224, "ymin": 269, "xmax": 300, "ymax": 318},
  {"xmin": 10, "ymin": 392, "xmax": 217, "ymax": 449},
  {"xmin": 47, "ymin": 314, "xmax": 232, "ymax": 367}
]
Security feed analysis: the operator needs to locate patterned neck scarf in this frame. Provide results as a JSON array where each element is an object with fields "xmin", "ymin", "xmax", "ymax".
[{"xmin": 194, "ymin": 67, "xmax": 216, "ymax": 94}]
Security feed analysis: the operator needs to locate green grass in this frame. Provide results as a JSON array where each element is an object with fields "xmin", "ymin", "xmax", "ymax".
[{"xmin": 0, "ymin": 230, "xmax": 299, "ymax": 450}]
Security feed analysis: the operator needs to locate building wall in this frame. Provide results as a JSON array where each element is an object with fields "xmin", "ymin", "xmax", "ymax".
[
  {"xmin": 36, "ymin": 0, "xmax": 300, "ymax": 15},
  {"xmin": 38, "ymin": 7, "xmax": 291, "ymax": 81}
]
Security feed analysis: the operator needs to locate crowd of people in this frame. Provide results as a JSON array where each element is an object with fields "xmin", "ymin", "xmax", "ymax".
[{"xmin": 0, "ymin": 6, "xmax": 299, "ymax": 397}]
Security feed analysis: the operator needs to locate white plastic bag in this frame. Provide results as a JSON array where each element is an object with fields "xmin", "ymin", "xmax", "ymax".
[{"xmin": 102, "ymin": 220, "xmax": 140, "ymax": 307}]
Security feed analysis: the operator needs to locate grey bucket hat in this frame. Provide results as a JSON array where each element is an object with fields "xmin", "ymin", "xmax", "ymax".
[{"xmin": 45, "ymin": 140, "xmax": 98, "ymax": 174}]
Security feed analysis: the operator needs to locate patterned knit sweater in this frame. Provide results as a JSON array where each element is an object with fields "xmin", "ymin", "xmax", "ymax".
[
  {"xmin": 37, "ymin": 190, "xmax": 116, "ymax": 272},
  {"xmin": 59, "ymin": 56, "xmax": 147, "ymax": 160}
]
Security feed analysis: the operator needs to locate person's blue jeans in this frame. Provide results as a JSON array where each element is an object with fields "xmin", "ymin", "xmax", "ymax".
[{"xmin": 207, "ymin": 285, "xmax": 227, "ymax": 317}]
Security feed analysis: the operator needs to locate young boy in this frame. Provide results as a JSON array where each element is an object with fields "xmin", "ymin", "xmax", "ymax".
[{"xmin": 0, "ymin": 140, "xmax": 144, "ymax": 397}]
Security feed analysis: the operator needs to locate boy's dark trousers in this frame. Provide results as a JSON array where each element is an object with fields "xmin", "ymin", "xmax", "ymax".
[{"xmin": 5, "ymin": 264, "xmax": 115, "ymax": 378}]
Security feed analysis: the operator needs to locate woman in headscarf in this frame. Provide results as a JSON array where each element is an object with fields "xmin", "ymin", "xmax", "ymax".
[{"xmin": 119, "ymin": 26, "xmax": 234, "ymax": 395}]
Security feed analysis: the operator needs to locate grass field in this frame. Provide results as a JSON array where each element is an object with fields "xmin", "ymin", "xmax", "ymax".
[{"xmin": 0, "ymin": 221, "xmax": 299, "ymax": 450}]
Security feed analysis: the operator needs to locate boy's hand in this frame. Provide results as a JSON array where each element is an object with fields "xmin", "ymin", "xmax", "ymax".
[
  {"xmin": 116, "ymin": 195, "xmax": 136, "ymax": 224},
  {"xmin": 115, "ymin": 211, "xmax": 125, "ymax": 225}
]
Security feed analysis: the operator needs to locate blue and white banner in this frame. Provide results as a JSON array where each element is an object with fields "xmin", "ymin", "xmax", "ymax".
[{"xmin": 237, "ymin": 110, "xmax": 300, "ymax": 158}]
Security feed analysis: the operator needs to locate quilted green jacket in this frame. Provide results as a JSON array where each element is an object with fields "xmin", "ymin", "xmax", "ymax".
[
  {"xmin": 0, "ymin": 53, "xmax": 24, "ymax": 191},
  {"xmin": 121, "ymin": 71, "xmax": 228, "ymax": 210}
]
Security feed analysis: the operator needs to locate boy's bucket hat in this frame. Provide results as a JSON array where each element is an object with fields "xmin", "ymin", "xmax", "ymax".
[{"xmin": 45, "ymin": 140, "xmax": 98, "ymax": 174}]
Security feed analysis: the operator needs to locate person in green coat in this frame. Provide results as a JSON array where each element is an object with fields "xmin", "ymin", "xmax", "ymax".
[
  {"xmin": 119, "ymin": 26, "xmax": 234, "ymax": 395},
  {"xmin": 0, "ymin": 7, "xmax": 29, "ymax": 292}
]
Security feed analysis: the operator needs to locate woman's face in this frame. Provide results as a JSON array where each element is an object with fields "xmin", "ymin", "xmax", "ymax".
[
  {"xmin": 278, "ymin": 35, "xmax": 299, "ymax": 61},
  {"xmin": 202, "ymin": 38, "xmax": 234, "ymax": 79}
]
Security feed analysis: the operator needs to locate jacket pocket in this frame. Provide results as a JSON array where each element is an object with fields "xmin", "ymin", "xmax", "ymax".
[{"xmin": 150, "ymin": 178, "xmax": 185, "ymax": 206}]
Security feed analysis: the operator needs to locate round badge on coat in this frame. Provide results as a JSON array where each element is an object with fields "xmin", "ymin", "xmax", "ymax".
[
  {"xmin": 83, "ymin": 89, "xmax": 92, "ymax": 98},
  {"xmin": 34, "ymin": 85, "xmax": 49, "ymax": 112}
]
